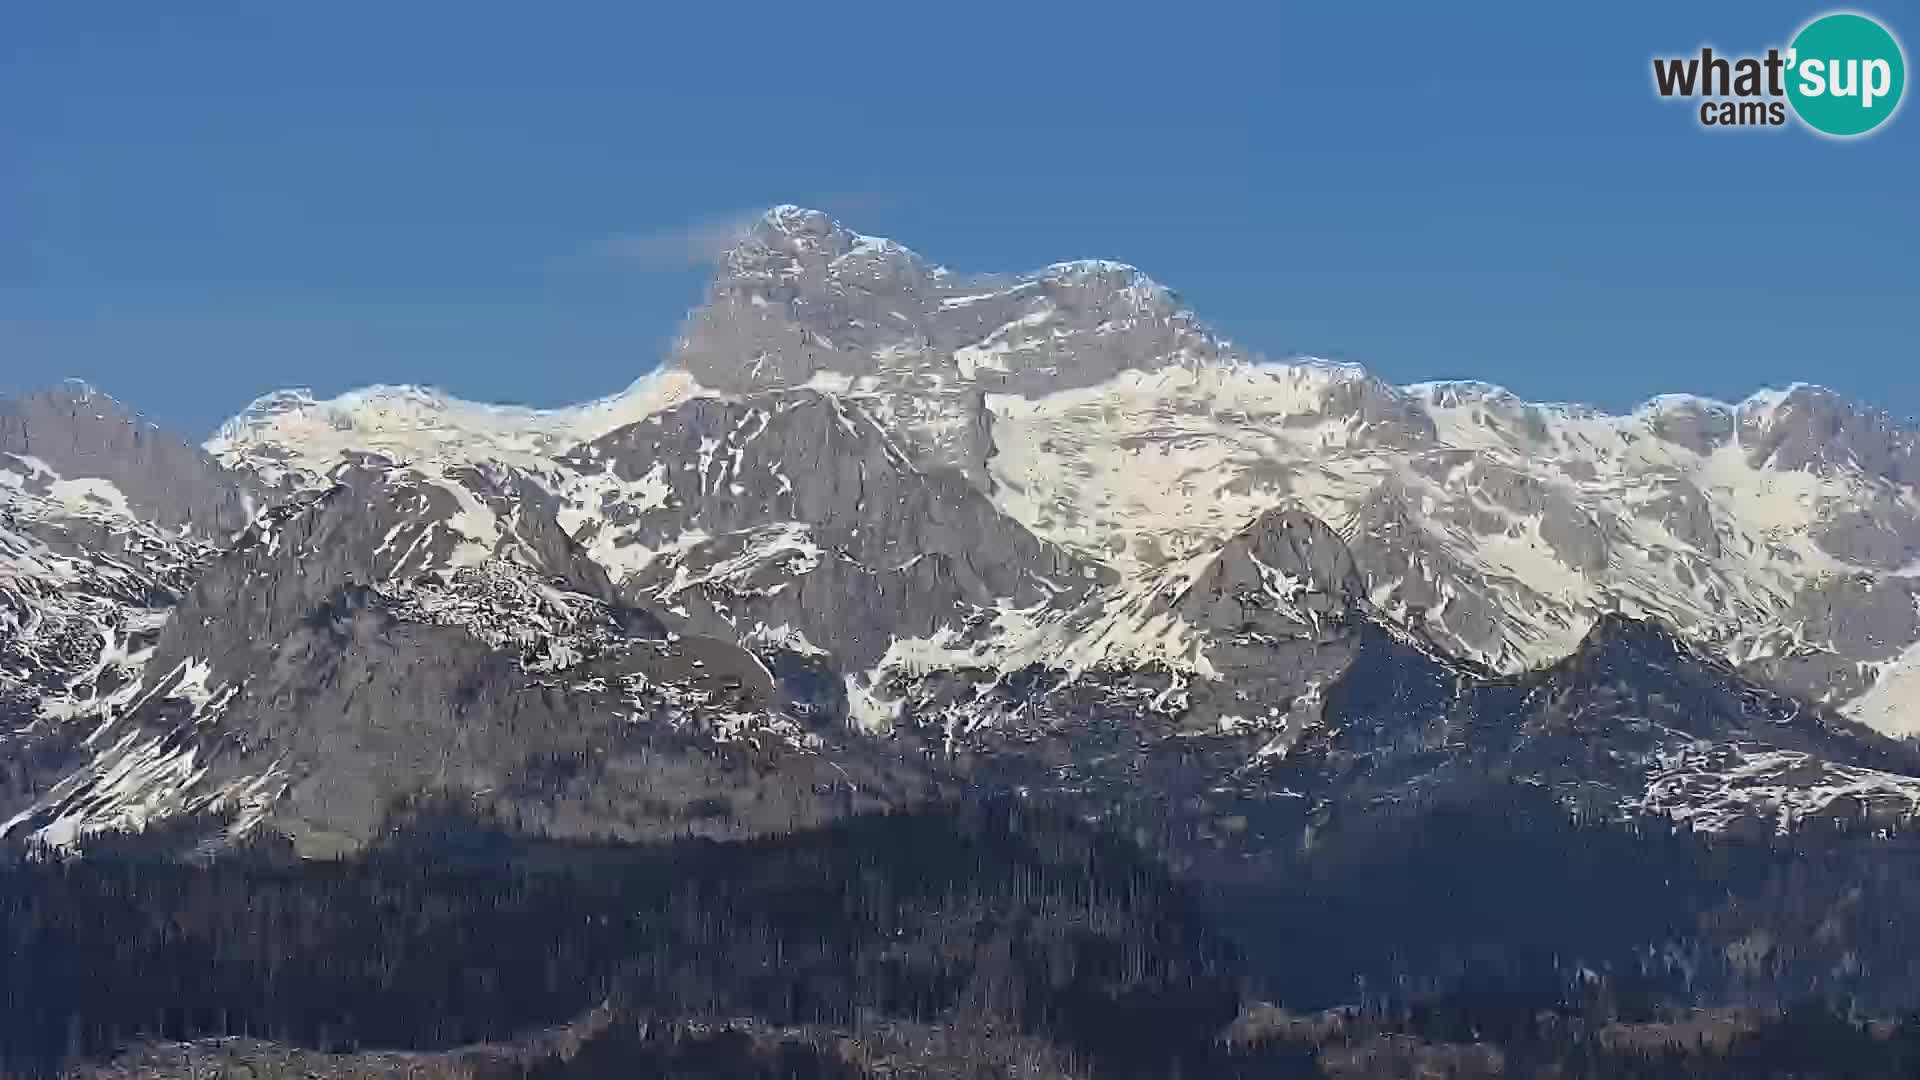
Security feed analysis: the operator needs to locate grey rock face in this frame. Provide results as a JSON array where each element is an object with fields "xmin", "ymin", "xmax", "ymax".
[
  {"xmin": 677, "ymin": 207, "xmax": 937, "ymax": 391},
  {"xmin": 1637, "ymin": 478, "xmax": 1723, "ymax": 558},
  {"xmin": 0, "ymin": 504, "xmax": 212, "ymax": 746},
  {"xmin": 1161, "ymin": 508, "xmax": 1374, "ymax": 735},
  {"xmin": 1730, "ymin": 387, "xmax": 1920, "ymax": 573},
  {"xmin": 1343, "ymin": 477, "xmax": 1580, "ymax": 668},
  {"xmin": 1338, "ymin": 609, "xmax": 1920, "ymax": 836},
  {"xmin": 872, "ymin": 508, "xmax": 1402, "ymax": 836},
  {"xmin": 881, "ymin": 508, "xmax": 1920, "ymax": 856},
  {"xmin": 1, "ymin": 391, "xmax": 240, "ymax": 826},
  {"xmin": 671, "ymin": 207, "xmax": 1250, "ymax": 482},
  {"xmin": 0, "ymin": 383, "xmax": 256, "ymax": 535},
  {"xmin": 1739, "ymin": 384, "xmax": 1920, "ymax": 486},
  {"xmin": 145, "ymin": 467, "xmax": 613, "ymax": 672},
  {"xmin": 1790, "ymin": 574, "xmax": 1920, "ymax": 659},
  {"xmin": 1311, "ymin": 376, "xmax": 1439, "ymax": 449},
  {"xmin": 7, "ymin": 471, "xmax": 931, "ymax": 853},
  {"xmin": 1642, "ymin": 397, "xmax": 1737, "ymax": 455},
  {"xmin": 563, "ymin": 390, "xmax": 1096, "ymax": 669},
  {"xmin": 1486, "ymin": 614, "xmax": 1920, "ymax": 829},
  {"xmin": 1455, "ymin": 459, "xmax": 1616, "ymax": 572},
  {"xmin": 1538, "ymin": 503, "xmax": 1614, "ymax": 573},
  {"xmin": 1173, "ymin": 507, "xmax": 1367, "ymax": 632},
  {"xmin": 958, "ymin": 260, "xmax": 1238, "ymax": 395},
  {"xmin": 1409, "ymin": 382, "xmax": 1555, "ymax": 447},
  {"xmin": 1745, "ymin": 574, "xmax": 1920, "ymax": 705},
  {"xmin": 679, "ymin": 207, "xmax": 1235, "ymax": 398},
  {"xmin": 1812, "ymin": 493, "xmax": 1920, "ymax": 570}
]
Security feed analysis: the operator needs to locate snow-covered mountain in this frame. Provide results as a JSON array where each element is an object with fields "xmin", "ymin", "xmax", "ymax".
[
  {"xmin": 8, "ymin": 205, "xmax": 1920, "ymax": 856},
  {"xmin": 210, "ymin": 205, "xmax": 1920, "ymax": 732}
]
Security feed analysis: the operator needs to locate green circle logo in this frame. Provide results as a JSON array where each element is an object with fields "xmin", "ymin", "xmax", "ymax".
[{"xmin": 1787, "ymin": 12, "xmax": 1906, "ymax": 136}]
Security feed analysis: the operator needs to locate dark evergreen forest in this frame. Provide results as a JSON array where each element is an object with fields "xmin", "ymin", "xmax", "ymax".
[
  {"xmin": 7, "ymin": 786, "xmax": 1920, "ymax": 1078},
  {"xmin": 2, "ymin": 800, "xmax": 1241, "ymax": 1078}
]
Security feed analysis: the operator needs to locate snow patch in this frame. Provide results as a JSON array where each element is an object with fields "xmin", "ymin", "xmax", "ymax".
[
  {"xmin": 1846, "ymin": 638, "xmax": 1920, "ymax": 738},
  {"xmin": 844, "ymin": 673, "xmax": 901, "ymax": 734}
]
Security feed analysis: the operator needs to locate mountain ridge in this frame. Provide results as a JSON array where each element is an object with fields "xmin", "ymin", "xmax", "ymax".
[{"xmin": 6, "ymin": 203, "xmax": 1920, "ymax": 861}]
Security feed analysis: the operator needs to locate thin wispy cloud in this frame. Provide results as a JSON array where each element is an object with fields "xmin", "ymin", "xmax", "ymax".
[{"xmin": 598, "ymin": 208, "xmax": 768, "ymax": 270}]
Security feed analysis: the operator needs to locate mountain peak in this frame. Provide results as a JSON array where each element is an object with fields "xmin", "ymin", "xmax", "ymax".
[
  {"xmin": 721, "ymin": 205, "xmax": 915, "ymax": 271},
  {"xmin": 1736, "ymin": 382, "xmax": 1920, "ymax": 485},
  {"xmin": 1038, "ymin": 258, "xmax": 1152, "ymax": 285},
  {"xmin": 2, "ymin": 381, "xmax": 255, "ymax": 534},
  {"xmin": 750, "ymin": 204, "xmax": 842, "ymax": 245},
  {"xmin": 1166, "ymin": 505, "xmax": 1369, "ymax": 642},
  {"xmin": 1229, "ymin": 505, "xmax": 1368, "ymax": 607},
  {"xmin": 55, "ymin": 377, "xmax": 108, "ymax": 400},
  {"xmin": 675, "ymin": 206, "xmax": 1241, "ymax": 405},
  {"xmin": 15, "ymin": 379, "xmax": 138, "ymax": 420}
]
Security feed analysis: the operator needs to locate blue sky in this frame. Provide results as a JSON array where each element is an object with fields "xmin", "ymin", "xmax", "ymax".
[{"xmin": 4, "ymin": 1, "xmax": 1917, "ymax": 436}]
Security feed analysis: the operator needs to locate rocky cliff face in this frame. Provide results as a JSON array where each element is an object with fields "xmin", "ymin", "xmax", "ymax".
[
  {"xmin": 557, "ymin": 389, "xmax": 1097, "ymax": 672},
  {"xmin": 4, "ymin": 442, "xmax": 936, "ymax": 855},
  {"xmin": 1, "ymin": 382, "xmax": 256, "ymax": 534},
  {"xmin": 1, "ymin": 387, "xmax": 253, "ymax": 829}
]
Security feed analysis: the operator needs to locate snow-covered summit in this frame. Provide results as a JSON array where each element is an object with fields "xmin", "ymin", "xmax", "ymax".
[
  {"xmin": 192, "ymin": 208, "xmax": 1920, "ymax": 738},
  {"xmin": 207, "ymin": 368, "xmax": 705, "ymax": 486}
]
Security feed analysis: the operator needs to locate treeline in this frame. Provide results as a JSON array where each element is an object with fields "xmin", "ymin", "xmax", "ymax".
[
  {"xmin": 1210, "ymin": 780, "xmax": 1920, "ymax": 1016},
  {"xmin": 1575, "ymin": 1005, "xmax": 1920, "ymax": 1078},
  {"xmin": 11, "ymin": 783, "xmax": 1920, "ymax": 1077},
  {"xmin": 1228, "ymin": 993, "xmax": 1920, "ymax": 1078},
  {"xmin": 486, "ymin": 1016, "xmax": 1328, "ymax": 1080},
  {"xmin": 476, "ymin": 1025, "xmax": 867, "ymax": 1080},
  {"xmin": 0, "ymin": 799, "xmax": 1240, "ymax": 1078}
]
